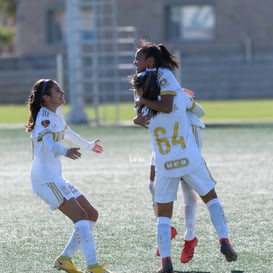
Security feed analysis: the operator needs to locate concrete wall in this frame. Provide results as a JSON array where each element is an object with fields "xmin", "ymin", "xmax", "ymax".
[
  {"xmin": 180, "ymin": 50, "xmax": 273, "ymax": 99},
  {"xmin": 0, "ymin": 55, "xmax": 60, "ymax": 104},
  {"xmin": 1, "ymin": 0, "xmax": 272, "ymax": 103},
  {"xmin": 1, "ymin": 49, "xmax": 272, "ymax": 104},
  {"xmin": 16, "ymin": 0, "xmax": 65, "ymax": 55},
  {"xmin": 16, "ymin": 0, "xmax": 273, "ymax": 55}
]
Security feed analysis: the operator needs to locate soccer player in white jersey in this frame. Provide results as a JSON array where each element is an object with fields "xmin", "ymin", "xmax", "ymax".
[
  {"xmin": 133, "ymin": 74, "xmax": 200, "ymax": 264},
  {"xmin": 154, "ymin": 89, "xmax": 205, "ymax": 262},
  {"xmin": 25, "ymin": 79, "xmax": 114, "ymax": 273},
  {"xmin": 132, "ymin": 40, "xmax": 237, "ymax": 273}
]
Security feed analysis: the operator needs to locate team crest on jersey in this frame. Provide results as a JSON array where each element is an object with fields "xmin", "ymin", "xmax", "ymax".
[
  {"xmin": 41, "ymin": 120, "xmax": 50, "ymax": 127},
  {"xmin": 159, "ymin": 78, "xmax": 168, "ymax": 87}
]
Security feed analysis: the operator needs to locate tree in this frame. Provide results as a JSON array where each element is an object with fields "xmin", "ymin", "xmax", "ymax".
[
  {"xmin": 0, "ymin": 25, "xmax": 13, "ymax": 44},
  {"xmin": 0, "ymin": 0, "xmax": 17, "ymax": 16},
  {"xmin": 0, "ymin": 0, "xmax": 17, "ymax": 54}
]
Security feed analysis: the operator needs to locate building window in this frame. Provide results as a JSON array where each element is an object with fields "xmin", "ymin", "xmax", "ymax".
[
  {"xmin": 47, "ymin": 8, "xmax": 66, "ymax": 44},
  {"xmin": 46, "ymin": 7, "xmax": 95, "ymax": 45},
  {"xmin": 167, "ymin": 4, "xmax": 215, "ymax": 41},
  {"xmin": 78, "ymin": 7, "xmax": 95, "ymax": 42}
]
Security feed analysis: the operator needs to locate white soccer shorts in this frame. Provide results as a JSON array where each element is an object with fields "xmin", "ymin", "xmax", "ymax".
[
  {"xmin": 154, "ymin": 161, "xmax": 215, "ymax": 203},
  {"xmin": 33, "ymin": 179, "xmax": 82, "ymax": 210}
]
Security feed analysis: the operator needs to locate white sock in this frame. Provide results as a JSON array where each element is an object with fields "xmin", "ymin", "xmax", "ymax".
[
  {"xmin": 157, "ymin": 217, "xmax": 171, "ymax": 258},
  {"xmin": 89, "ymin": 220, "xmax": 96, "ymax": 230},
  {"xmin": 206, "ymin": 198, "xmax": 228, "ymax": 239},
  {"xmin": 61, "ymin": 230, "xmax": 79, "ymax": 258},
  {"xmin": 74, "ymin": 220, "xmax": 97, "ymax": 266},
  {"xmin": 181, "ymin": 181, "xmax": 197, "ymax": 240},
  {"xmin": 61, "ymin": 220, "xmax": 96, "ymax": 258}
]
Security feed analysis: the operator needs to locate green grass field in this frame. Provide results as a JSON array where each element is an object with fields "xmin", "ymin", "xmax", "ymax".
[
  {"xmin": 0, "ymin": 123, "xmax": 273, "ymax": 273},
  {"xmin": 1, "ymin": 99, "xmax": 273, "ymax": 125}
]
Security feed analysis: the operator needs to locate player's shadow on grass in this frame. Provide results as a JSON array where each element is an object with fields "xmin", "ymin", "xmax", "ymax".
[
  {"xmin": 174, "ymin": 270, "xmax": 244, "ymax": 273},
  {"xmin": 173, "ymin": 271, "xmax": 210, "ymax": 273}
]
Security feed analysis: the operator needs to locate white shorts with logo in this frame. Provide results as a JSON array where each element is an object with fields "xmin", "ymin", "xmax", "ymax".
[
  {"xmin": 33, "ymin": 178, "xmax": 82, "ymax": 210},
  {"xmin": 154, "ymin": 161, "xmax": 216, "ymax": 203}
]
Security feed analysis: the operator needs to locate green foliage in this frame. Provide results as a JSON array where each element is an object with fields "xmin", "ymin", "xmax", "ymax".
[
  {"xmin": 0, "ymin": 0, "xmax": 17, "ymax": 16},
  {"xmin": 0, "ymin": 25, "xmax": 14, "ymax": 45},
  {"xmin": 0, "ymin": 0, "xmax": 16, "ymax": 47}
]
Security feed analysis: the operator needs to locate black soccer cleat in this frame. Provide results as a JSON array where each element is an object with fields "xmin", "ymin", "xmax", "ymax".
[
  {"xmin": 157, "ymin": 258, "xmax": 174, "ymax": 273},
  {"xmin": 220, "ymin": 238, "xmax": 238, "ymax": 262}
]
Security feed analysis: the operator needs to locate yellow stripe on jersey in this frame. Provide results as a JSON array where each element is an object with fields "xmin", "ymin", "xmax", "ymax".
[
  {"xmin": 37, "ymin": 128, "xmax": 67, "ymax": 142},
  {"xmin": 47, "ymin": 182, "xmax": 64, "ymax": 205},
  {"xmin": 160, "ymin": 90, "xmax": 177, "ymax": 96},
  {"xmin": 187, "ymin": 100, "xmax": 196, "ymax": 111},
  {"xmin": 37, "ymin": 129, "xmax": 52, "ymax": 142}
]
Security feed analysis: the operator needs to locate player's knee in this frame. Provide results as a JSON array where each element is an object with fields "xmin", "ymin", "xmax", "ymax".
[
  {"xmin": 89, "ymin": 208, "xmax": 98, "ymax": 222},
  {"xmin": 76, "ymin": 208, "xmax": 89, "ymax": 221},
  {"xmin": 201, "ymin": 188, "xmax": 217, "ymax": 204}
]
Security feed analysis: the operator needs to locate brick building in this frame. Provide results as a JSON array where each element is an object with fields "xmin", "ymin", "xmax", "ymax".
[
  {"xmin": 1, "ymin": 0, "xmax": 273, "ymax": 103},
  {"xmin": 16, "ymin": 0, "xmax": 273, "ymax": 55}
]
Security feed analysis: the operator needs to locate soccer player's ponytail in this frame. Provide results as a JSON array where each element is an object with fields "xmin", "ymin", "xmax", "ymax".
[
  {"xmin": 25, "ymin": 79, "xmax": 53, "ymax": 132},
  {"xmin": 136, "ymin": 40, "xmax": 180, "ymax": 71},
  {"xmin": 158, "ymin": 44, "xmax": 179, "ymax": 71}
]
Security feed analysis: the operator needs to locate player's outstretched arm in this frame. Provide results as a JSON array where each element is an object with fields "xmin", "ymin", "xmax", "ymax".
[
  {"xmin": 65, "ymin": 127, "xmax": 103, "ymax": 153},
  {"xmin": 90, "ymin": 139, "xmax": 103, "ymax": 153}
]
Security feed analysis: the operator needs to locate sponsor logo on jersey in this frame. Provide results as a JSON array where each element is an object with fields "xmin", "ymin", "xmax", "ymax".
[
  {"xmin": 41, "ymin": 120, "xmax": 50, "ymax": 127},
  {"xmin": 53, "ymin": 130, "xmax": 65, "ymax": 141},
  {"xmin": 164, "ymin": 158, "xmax": 189, "ymax": 170}
]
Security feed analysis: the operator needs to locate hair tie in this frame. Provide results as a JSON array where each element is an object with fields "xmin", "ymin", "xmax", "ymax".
[{"xmin": 41, "ymin": 79, "xmax": 50, "ymax": 95}]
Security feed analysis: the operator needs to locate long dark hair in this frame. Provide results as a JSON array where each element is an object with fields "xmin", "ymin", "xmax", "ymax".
[
  {"xmin": 25, "ymin": 79, "xmax": 54, "ymax": 132},
  {"xmin": 137, "ymin": 39, "xmax": 179, "ymax": 70},
  {"xmin": 132, "ymin": 69, "xmax": 160, "ymax": 117}
]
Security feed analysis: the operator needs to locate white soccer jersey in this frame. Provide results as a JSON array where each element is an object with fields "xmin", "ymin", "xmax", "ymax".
[
  {"xmin": 148, "ymin": 68, "xmax": 204, "ymax": 177},
  {"xmin": 30, "ymin": 107, "xmax": 93, "ymax": 189},
  {"xmin": 187, "ymin": 111, "xmax": 205, "ymax": 129}
]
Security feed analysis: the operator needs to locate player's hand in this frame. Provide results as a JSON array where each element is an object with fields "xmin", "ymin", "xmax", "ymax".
[
  {"xmin": 183, "ymin": 87, "xmax": 195, "ymax": 98},
  {"xmin": 133, "ymin": 113, "xmax": 150, "ymax": 128},
  {"xmin": 66, "ymin": 147, "xmax": 81, "ymax": 160},
  {"xmin": 91, "ymin": 139, "xmax": 103, "ymax": 153}
]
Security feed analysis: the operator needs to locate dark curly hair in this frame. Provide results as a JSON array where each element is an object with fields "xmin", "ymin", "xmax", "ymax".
[{"xmin": 132, "ymin": 70, "xmax": 160, "ymax": 117}]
